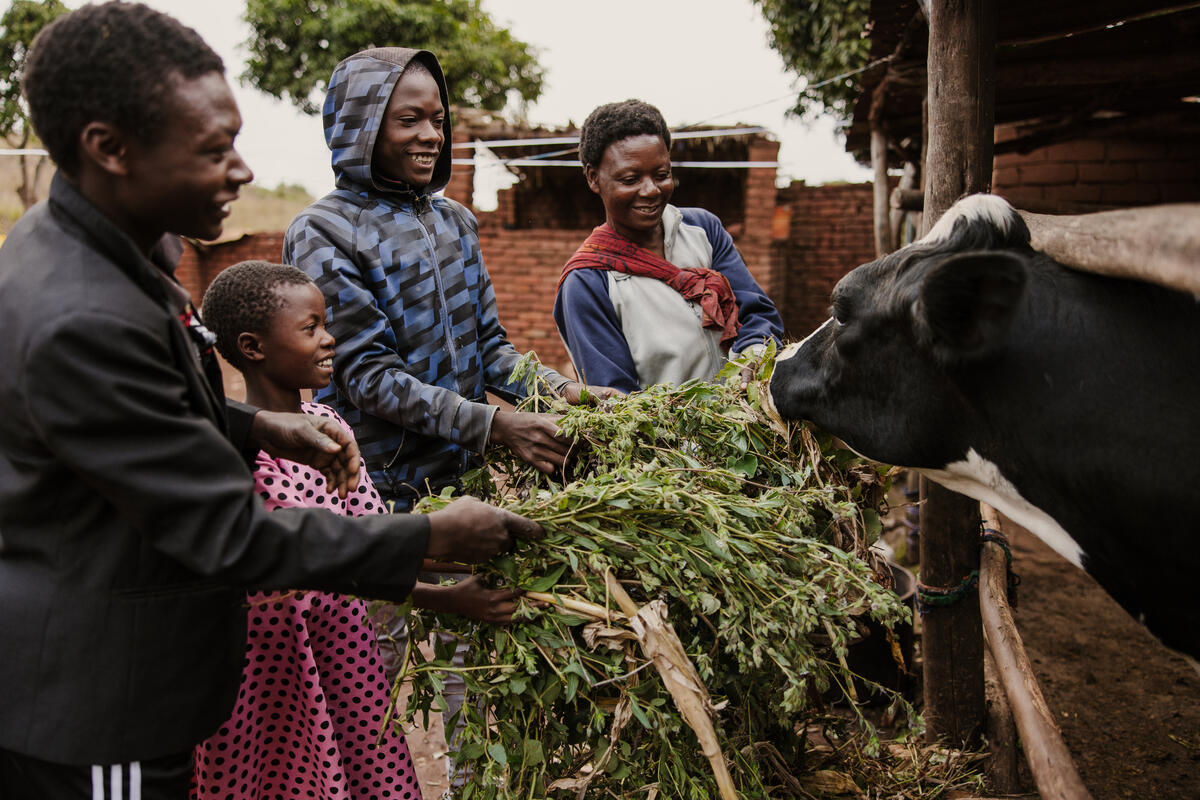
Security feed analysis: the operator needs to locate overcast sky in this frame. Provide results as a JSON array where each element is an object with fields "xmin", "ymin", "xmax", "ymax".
[{"xmin": 63, "ymin": 0, "xmax": 872, "ymax": 200}]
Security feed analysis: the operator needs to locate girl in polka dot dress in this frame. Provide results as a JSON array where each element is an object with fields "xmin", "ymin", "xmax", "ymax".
[{"xmin": 197, "ymin": 262, "xmax": 523, "ymax": 799}]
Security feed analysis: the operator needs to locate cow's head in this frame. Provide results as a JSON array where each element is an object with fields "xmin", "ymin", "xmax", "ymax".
[{"xmin": 769, "ymin": 195, "xmax": 1030, "ymax": 469}]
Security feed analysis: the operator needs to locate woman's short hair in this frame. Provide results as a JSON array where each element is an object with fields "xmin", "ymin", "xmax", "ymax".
[
  {"xmin": 23, "ymin": 1, "xmax": 224, "ymax": 177},
  {"xmin": 578, "ymin": 99, "xmax": 671, "ymax": 168},
  {"xmin": 201, "ymin": 261, "xmax": 317, "ymax": 369}
]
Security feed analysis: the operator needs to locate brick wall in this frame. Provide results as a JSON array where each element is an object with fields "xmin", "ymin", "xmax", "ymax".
[
  {"xmin": 992, "ymin": 124, "xmax": 1200, "ymax": 211},
  {"xmin": 176, "ymin": 232, "xmax": 287, "ymax": 302},
  {"xmin": 474, "ymin": 228, "xmax": 584, "ymax": 375},
  {"xmin": 774, "ymin": 182, "xmax": 878, "ymax": 339}
]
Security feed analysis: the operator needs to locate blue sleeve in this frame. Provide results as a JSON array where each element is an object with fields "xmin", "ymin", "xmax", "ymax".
[
  {"xmin": 444, "ymin": 200, "xmax": 571, "ymax": 402},
  {"xmin": 683, "ymin": 208, "xmax": 784, "ymax": 352},
  {"xmin": 283, "ymin": 209, "xmax": 495, "ymax": 454},
  {"xmin": 553, "ymin": 270, "xmax": 641, "ymax": 394}
]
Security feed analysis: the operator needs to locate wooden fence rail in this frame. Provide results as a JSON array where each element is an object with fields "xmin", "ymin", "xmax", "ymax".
[
  {"xmin": 978, "ymin": 504, "xmax": 1094, "ymax": 800},
  {"xmin": 1018, "ymin": 204, "xmax": 1200, "ymax": 297}
]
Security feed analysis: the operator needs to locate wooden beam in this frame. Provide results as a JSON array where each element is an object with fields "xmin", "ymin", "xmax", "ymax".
[
  {"xmin": 979, "ymin": 506, "xmax": 1094, "ymax": 800},
  {"xmin": 1018, "ymin": 204, "xmax": 1200, "ymax": 297},
  {"xmin": 995, "ymin": 51, "xmax": 1200, "ymax": 90},
  {"xmin": 890, "ymin": 163, "xmax": 920, "ymax": 248},
  {"xmin": 890, "ymin": 187, "xmax": 924, "ymax": 211},
  {"xmin": 919, "ymin": 0, "xmax": 996, "ymax": 748}
]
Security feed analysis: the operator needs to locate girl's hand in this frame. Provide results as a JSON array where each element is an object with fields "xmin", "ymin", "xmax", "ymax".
[
  {"xmin": 412, "ymin": 574, "xmax": 524, "ymax": 624},
  {"xmin": 559, "ymin": 381, "xmax": 623, "ymax": 405}
]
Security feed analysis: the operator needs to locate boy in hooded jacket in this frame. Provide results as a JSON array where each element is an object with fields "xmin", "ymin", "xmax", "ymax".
[
  {"xmin": 284, "ymin": 47, "xmax": 613, "ymax": 793},
  {"xmin": 285, "ymin": 48, "xmax": 610, "ymax": 508}
]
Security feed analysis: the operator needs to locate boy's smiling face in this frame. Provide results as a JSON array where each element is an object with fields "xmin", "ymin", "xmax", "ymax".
[
  {"xmin": 116, "ymin": 70, "xmax": 253, "ymax": 248},
  {"xmin": 371, "ymin": 66, "xmax": 445, "ymax": 188}
]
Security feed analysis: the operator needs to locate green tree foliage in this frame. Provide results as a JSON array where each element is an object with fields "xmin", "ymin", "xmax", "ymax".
[
  {"xmin": 243, "ymin": 0, "xmax": 544, "ymax": 115},
  {"xmin": 754, "ymin": 0, "xmax": 871, "ymax": 124},
  {"xmin": 0, "ymin": 0, "xmax": 68, "ymax": 208}
]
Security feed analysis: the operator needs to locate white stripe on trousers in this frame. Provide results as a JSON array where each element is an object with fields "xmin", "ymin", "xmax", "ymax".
[{"xmin": 91, "ymin": 761, "xmax": 141, "ymax": 799}]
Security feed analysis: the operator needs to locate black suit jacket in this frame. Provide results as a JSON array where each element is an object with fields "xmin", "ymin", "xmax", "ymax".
[{"xmin": 0, "ymin": 174, "xmax": 430, "ymax": 764}]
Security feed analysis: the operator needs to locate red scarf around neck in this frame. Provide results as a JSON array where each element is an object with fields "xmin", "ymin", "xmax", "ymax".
[{"xmin": 559, "ymin": 223, "xmax": 741, "ymax": 347}]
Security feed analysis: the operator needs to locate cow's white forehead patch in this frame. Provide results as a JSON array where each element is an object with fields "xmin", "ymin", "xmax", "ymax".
[
  {"xmin": 789, "ymin": 317, "xmax": 834, "ymax": 357},
  {"xmin": 919, "ymin": 194, "xmax": 1018, "ymax": 246},
  {"xmin": 775, "ymin": 340, "xmax": 803, "ymax": 364},
  {"xmin": 920, "ymin": 448, "xmax": 1085, "ymax": 568}
]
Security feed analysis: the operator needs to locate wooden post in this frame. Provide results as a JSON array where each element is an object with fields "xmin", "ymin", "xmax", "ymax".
[
  {"xmin": 872, "ymin": 122, "xmax": 892, "ymax": 257},
  {"xmin": 870, "ymin": 78, "xmax": 893, "ymax": 257},
  {"xmin": 979, "ymin": 506, "xmax": 1094, "ymax": 800},
  {"xmin": 923, "ymin": 0, "xmax": 997, "ymax": 213},
  {"xmin": 919, "ymin": 0, "xmax": 997, "ymax": 747},
  {"xmin": 919, "ymin": 479, "xmax": 985, "ymax": 745}
]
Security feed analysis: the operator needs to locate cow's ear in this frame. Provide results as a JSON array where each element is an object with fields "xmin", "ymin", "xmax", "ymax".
[{"xmin": 913, "ymin": 251, "xmax": 1027, "ymax": 364}]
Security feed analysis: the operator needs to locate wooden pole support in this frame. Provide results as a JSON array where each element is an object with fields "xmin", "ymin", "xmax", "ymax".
[
  {"xmin": 919, "ymin": 478, "xmax": 986, "ymax": 745},
  {"xmin": 918, "ymin": 0, "xmax": 996, "ymax": 747},
  {"xmin": 872, "ymin": 122, "xmax": 892, "ymax": 257},
  {"xmin": 978, "ymin": 505, "xmax": 1094, "ymax": 800},
  {"xmin": 1017, "ymin": 204, "xmax": 1200, "ymax": 297}
]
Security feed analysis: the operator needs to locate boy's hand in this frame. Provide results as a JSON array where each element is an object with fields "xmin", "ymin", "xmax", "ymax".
[
  {"xmin": 250, "ymin": 410, "xmax": 361, "ymax": 498},
  {"xmin": 413, "ymin": 574, "xmax": 523, "ymax": 624},
  {"xmin": 425, "ymin": 496, "xmax": 543, "ymax": 563},
  {"xmin": 489, "ymin": 410, "xmax": 571, "ymax": 475}
]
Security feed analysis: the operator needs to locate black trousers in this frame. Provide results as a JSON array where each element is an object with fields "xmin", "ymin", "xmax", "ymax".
[{"xmin": 0, "ymin": 748, "xmax": 193, "ymax": 800}]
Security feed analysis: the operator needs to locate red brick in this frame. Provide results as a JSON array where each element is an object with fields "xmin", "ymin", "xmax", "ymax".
[
  {"xmin": 1106, "ymin": 139, "xmax": 1170, "ymax": 162},
  {"xmin": 1137, "ymin": 160, "xmax": 1194, "ymax": 183},
  {"xmin": 1160, "ymin": 183, "xmax": 1200, "ymax": 202},
  {"xmin": 996, "ymin": 186, "xmax": 1045, "ymax": 207},
  {"xmin": 1045, "ymin": 184, "xmax": 1103, "ymax": 205},
  {"xmin": 1100, "ymin": 183, "xmax": 1161, "ymax": 205},
  {"xmin": 1078, "ymin": 162, "xmax": 1136, "ymax": 184},
  {"xmin": 992, "ymin": 164, "xmax": 1021, "ymax": 189},
  {"xmin": 1019, "ymin": 162, "xmax": 1078, "ymax": 186},
  {"xmin": 1043, "ymin": 140, "xmax": 1106, "ymax": 163}
]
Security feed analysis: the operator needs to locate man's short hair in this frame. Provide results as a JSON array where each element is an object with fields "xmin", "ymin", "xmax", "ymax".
[
  {"xmin": 201, "ymin": 261, "xmax": 317, "ymax": 370},
  {"xmin": 23, "ymin": 1, "xmax": 224, "ymax": 176},
  {"xmin": 578, "ymin": 99, "xmax": 672, "ymax": 168}
]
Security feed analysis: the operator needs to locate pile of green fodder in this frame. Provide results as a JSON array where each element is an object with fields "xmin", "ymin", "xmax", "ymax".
[{"xmin": 389, "ymin": 347, "xmax": 920, "ymax": 799}]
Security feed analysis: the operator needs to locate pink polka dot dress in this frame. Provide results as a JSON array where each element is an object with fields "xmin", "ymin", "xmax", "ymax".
[{"xmin": 193, "ymin": 403, "xmax": 420, "ymax": 800}]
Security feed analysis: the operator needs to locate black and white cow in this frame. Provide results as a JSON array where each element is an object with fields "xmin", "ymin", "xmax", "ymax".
[{"xmin": 768, "ymin": 194, "xmax": 1200, "ymax": 658}]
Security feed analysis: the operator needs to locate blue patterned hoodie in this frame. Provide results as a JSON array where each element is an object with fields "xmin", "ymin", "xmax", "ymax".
[{"xmin": 284, "ymin": 47, "xmax": 568, "ymax": 506}]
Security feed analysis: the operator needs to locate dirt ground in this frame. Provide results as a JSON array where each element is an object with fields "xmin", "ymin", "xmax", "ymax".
[
  {"xmin": 395, "ymin": 680, "xmax": 451, "ymax": 799},
  {"xmin": 396, "ymin": 519, "xmax": 1200, "ymax": 800},
  {"xmin": 1000, "ymin": 519, "xmax": 1200, "ymax": 799}
]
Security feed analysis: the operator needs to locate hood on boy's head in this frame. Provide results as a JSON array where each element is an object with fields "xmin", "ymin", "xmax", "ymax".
[{"xmin": 322, "ymin": 47, "xmax": 453, "ymax": 196}]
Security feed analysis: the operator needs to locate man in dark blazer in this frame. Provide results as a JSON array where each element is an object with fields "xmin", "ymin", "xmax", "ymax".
[{"xmin": 0, "ymin": 4, "xmax": 539, "ymax": 798}]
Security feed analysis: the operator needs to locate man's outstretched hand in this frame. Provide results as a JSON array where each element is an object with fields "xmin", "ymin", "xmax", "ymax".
[
  {"xmin": 250, "ymin": 410, "xmax": 361, "ymax": 498},
  {"xmin": 425, "ymin": 496, "xmax": 543, "ymax": 563}
]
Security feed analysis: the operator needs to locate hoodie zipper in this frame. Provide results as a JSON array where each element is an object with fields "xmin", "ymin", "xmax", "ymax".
[{"xmin": 412, "ymin": 203, "xmax": 463, "ymax": 392}]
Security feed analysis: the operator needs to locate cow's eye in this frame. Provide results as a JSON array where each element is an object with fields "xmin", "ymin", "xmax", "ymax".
[{"xmin": 831, "ymin": 300, "xmax": 851, "ymax": 327}]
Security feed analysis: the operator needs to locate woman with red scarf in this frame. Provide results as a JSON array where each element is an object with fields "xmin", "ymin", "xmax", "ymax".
[{"xmin": 554, "ymin": 100, "xmax": 784, "ymax": 393}]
